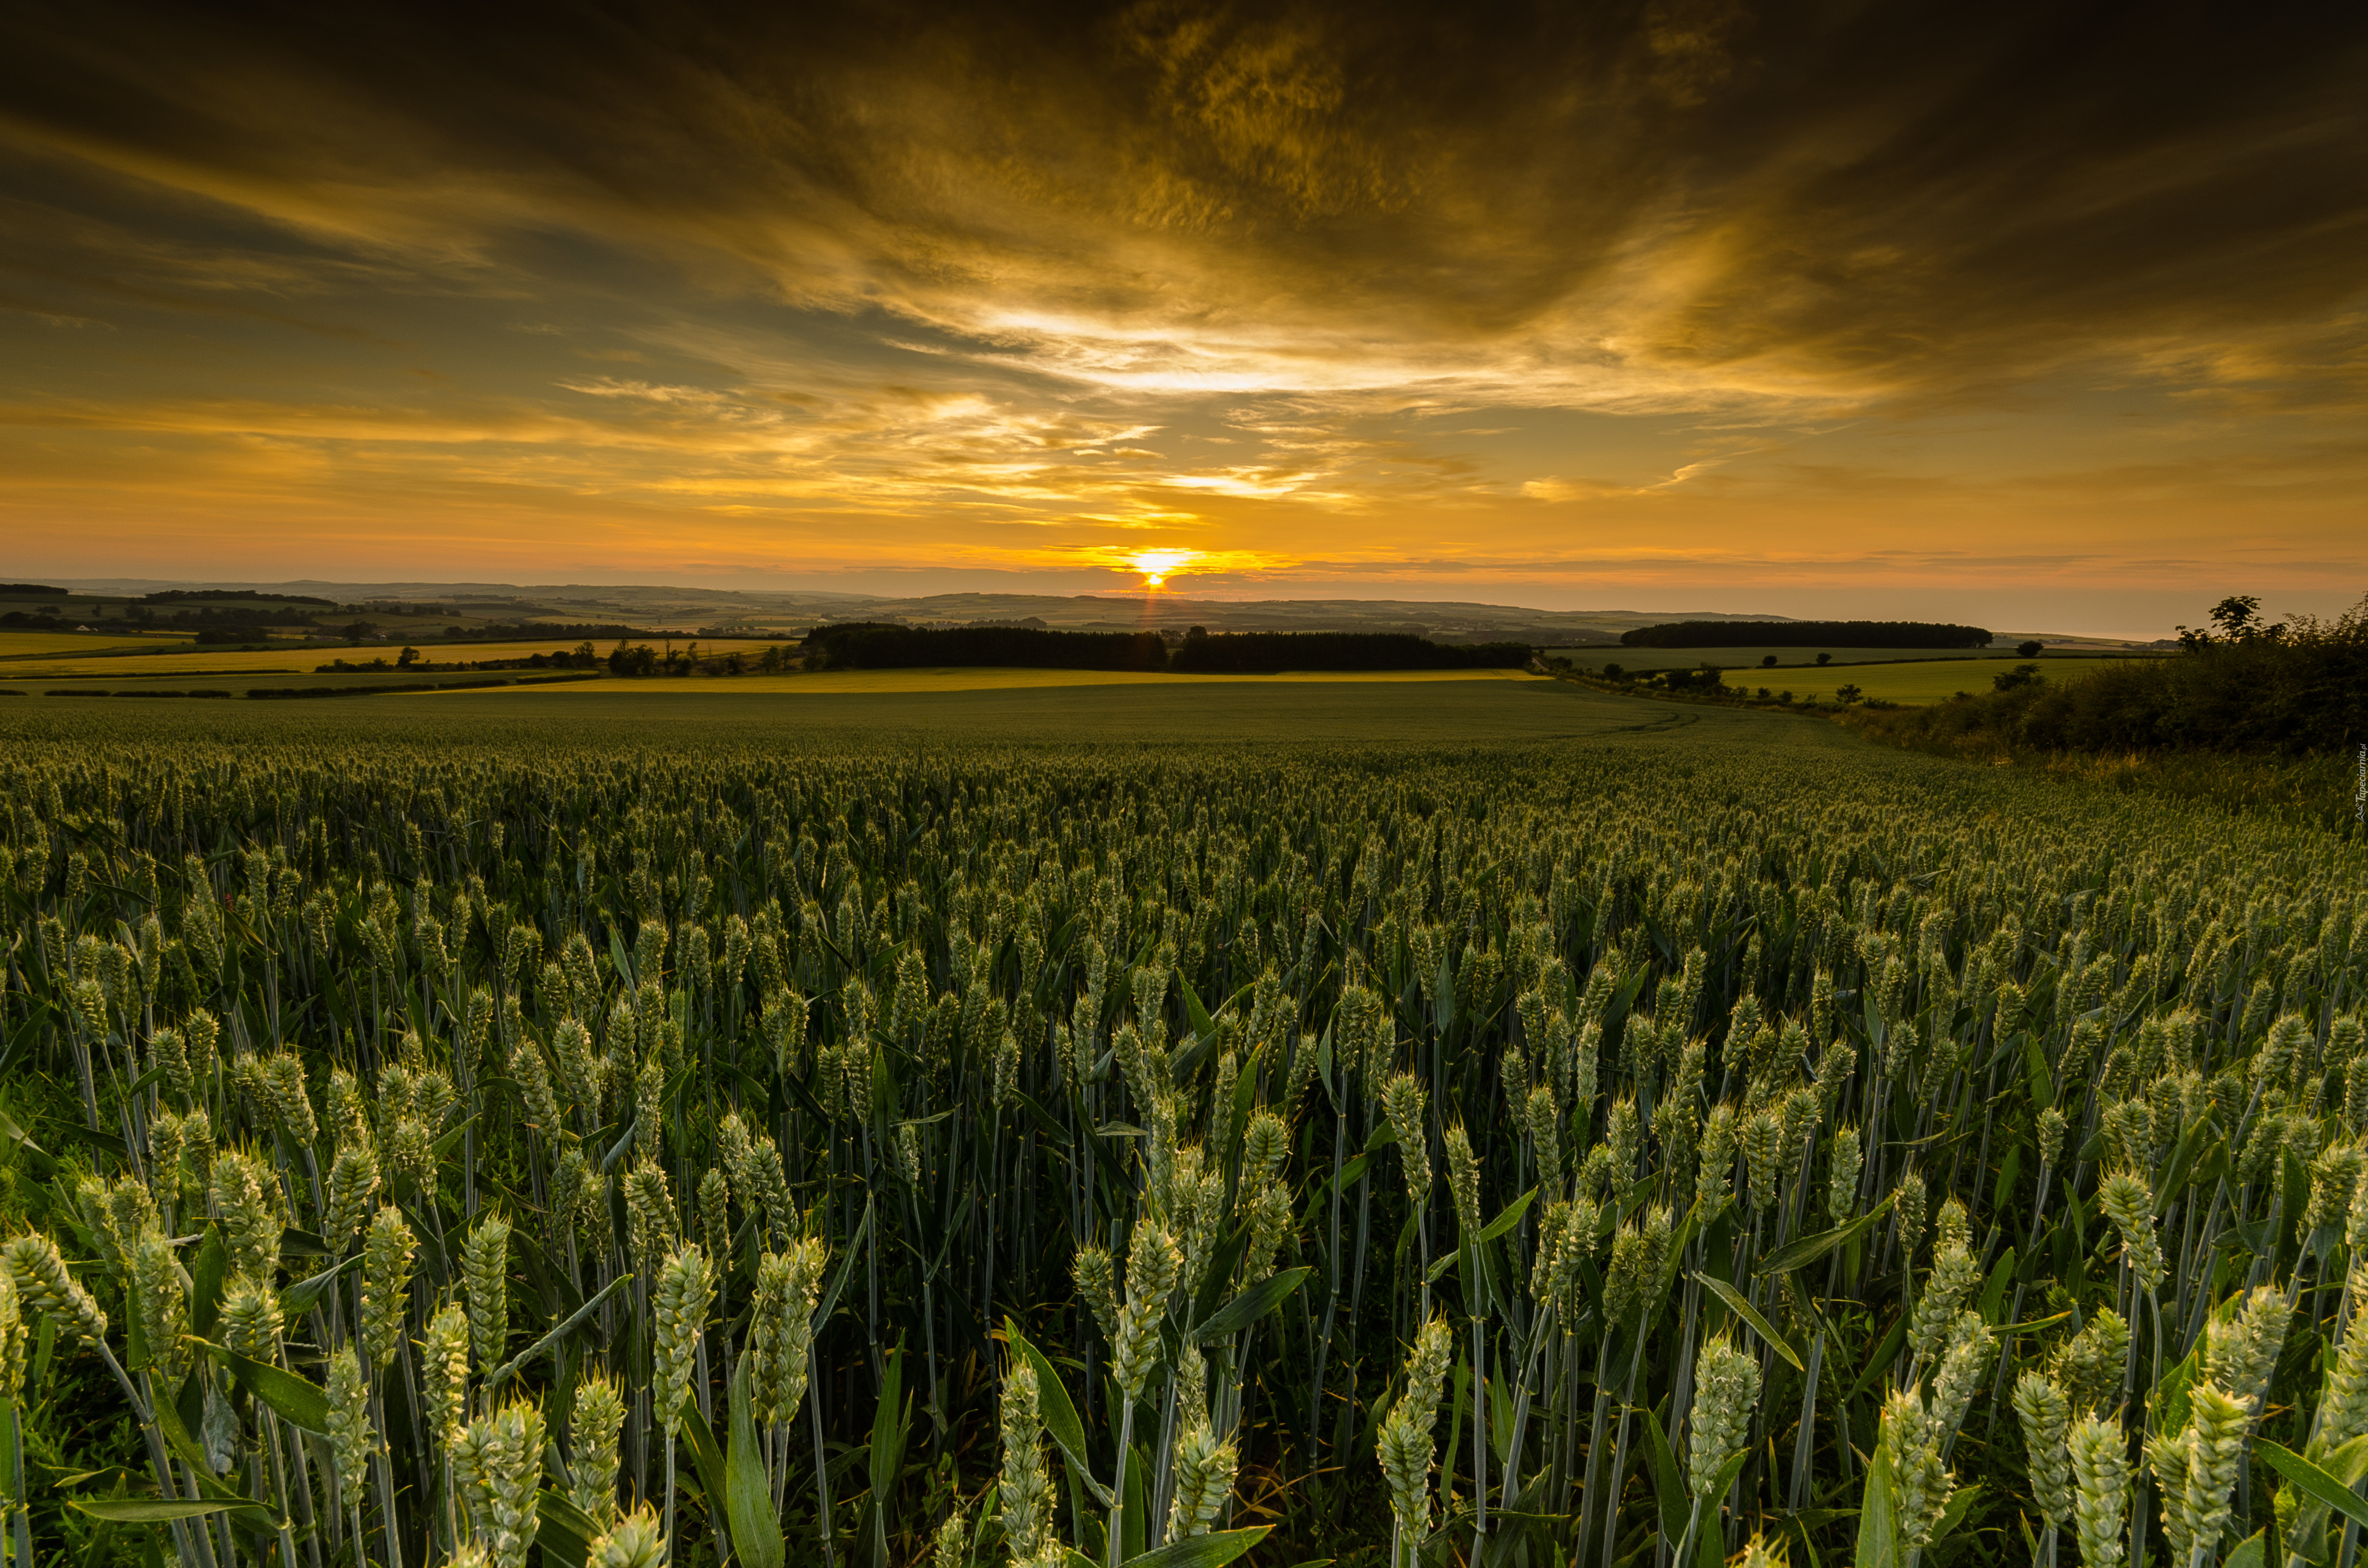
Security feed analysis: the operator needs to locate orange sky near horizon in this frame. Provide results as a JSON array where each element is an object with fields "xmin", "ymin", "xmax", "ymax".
[{"xmin": 2, "ymin": 1, "xmax": 2363, "ymax": 634}]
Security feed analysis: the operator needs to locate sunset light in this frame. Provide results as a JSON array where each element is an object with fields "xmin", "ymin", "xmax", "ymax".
[
  {"xmin": 1128, "ymin": 549, "xmax": 1197, "ymax": 589},
  {"xmin": 0, "ymin": 2, "xmax": 2359, "ymax": 630}
]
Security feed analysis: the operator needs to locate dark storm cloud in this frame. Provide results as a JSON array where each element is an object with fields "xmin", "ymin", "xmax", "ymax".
[{"xmin": 3, "ymin": 0, "xmax": 2361, "ymax": 408}]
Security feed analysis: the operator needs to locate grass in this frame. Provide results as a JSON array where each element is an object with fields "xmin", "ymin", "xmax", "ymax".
[
  {"xmin": 1544, "ymin": 644, "xmax": 2163, "ymax": 673},
  {"xmin": 1718, "ymin": 655, "xmax": 2154, "ymax": 705},
  {"xmin": 1542, "ymin": 644, "xmax": 1996, "ymax": 671},
  {"xmin": 5, "ymin": 674, "xmax": 1748, "ymax": 746},
  {"xmin": 445, "ymin": 665, "xmax": 1552, "ymax": 695},
  {"xmin": 0, "ymin": 664, "xmax": 1554, "ymax": 711}
]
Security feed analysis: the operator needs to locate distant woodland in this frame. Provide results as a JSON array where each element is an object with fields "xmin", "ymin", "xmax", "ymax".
[
  {"xmin": 801, "ymin": 623, "xmax": 1532, "ymax": 674},
  {"xmin": 1620, "ymin": 619, "xmax": 1993, "ymax": 648}
]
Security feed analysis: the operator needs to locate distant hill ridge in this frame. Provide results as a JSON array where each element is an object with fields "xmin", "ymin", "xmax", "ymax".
[
  {"xmin": 21, "ymin": 579, "xmax": 2142, "ymax": 646},
  {"xmin": 42, "ymin": 579, "xmax": 1804, "ymax": 641}
]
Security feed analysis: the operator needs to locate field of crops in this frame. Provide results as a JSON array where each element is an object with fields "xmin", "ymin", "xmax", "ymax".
[
  {"xmin": 1549, "ymin": 648, "xmax": 2165, "ymax": 677},
  {"xmin": 0, "ymin": 631, "xmax": 187, "ymax": 660},
  {"xmin": 0, "ymin": 698, "xmax": 2362, "ymax": 1568},
  {"xmin": 1541, "ymin": 647, "xmax": 2020, "ymax": 673},
  {"xmin": 0, "ymin": 640, "xmax": 801, "ymax": 682},
  {"xmin": 0, "ymin": 669, "xmax": 1552, "ymax": 709},
  {"xmin": 444, "ymin": 669, "xmax": 1552, "ymax": 697},
  {"xmin": 0, "ymin": 679, "xmax": 1652, "ymax": 746},
  {"xmin": 1727, "ymin": 660, "xmax": 2154, "ymax": 707}
]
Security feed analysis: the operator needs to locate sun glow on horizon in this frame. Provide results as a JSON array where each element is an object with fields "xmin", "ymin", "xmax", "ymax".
[{"xmin": 1128, "ymin": 548, "xmax": 1198, "ymax": 588}]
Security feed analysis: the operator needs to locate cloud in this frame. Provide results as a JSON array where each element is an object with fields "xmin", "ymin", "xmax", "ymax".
[
  {"xmin": 9, "ymin": 1, "xmax": 2362, "ymax": 407},
  {"xmin": 0, "ymin": 0, "xmax": 2363, "ymax": 595}
]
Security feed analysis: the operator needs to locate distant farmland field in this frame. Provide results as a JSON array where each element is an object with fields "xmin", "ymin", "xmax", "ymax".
[
  {"xmin": 1538, "ymin": 643, "xmax": 2161, "ymax": 672},
  {"xmin": 0, "ymin": 629, "xmax": 186, "ymax": 658},
  {"xmin": 442, "ymin": 665, "xmax": 1554, "ymax": 696},
  {"xmin": 7, "ymin": 670, "xmax": 1665, "ymax": 743},
  {"xmin": 1725, "ymin": 656, "xmax": 2146, "ymax": 705},
  {"xmin": 0, "ymin": 637, "xmax": 801, "ymax": 681},
  {"xmin": 1543, "ymin": 643, "xmax": 2000, "ymax": 670}
]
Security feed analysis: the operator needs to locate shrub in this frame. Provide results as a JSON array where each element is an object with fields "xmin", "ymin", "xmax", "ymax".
[{"xmin": 1861, "ymin": 593, "xmax": 2368, "ymax": 757}]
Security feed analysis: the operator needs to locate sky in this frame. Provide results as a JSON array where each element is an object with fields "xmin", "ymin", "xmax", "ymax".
[{"xmin": 1, "ymin": 0, "xmax": 2363, "ymax": 635}]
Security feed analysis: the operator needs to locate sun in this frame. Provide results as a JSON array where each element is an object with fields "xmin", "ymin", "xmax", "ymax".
[{"xmin": 1127, "ymin": 549, "xmax": 1197, "ymax": 589}]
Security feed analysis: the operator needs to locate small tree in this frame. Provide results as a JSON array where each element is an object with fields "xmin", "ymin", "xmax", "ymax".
[
  {"xmin": 1835, "ymin": 682, "xmax": 1863, "ymax": 705},
  {"xmin": 1761, "ymin": 654, "xmax": 1777, "ymax": 667},
  {"xmin": 1815, "ymin": 652, "xmax": 1833, "ymax": 666},
  {"xmin": 2211, "ymin": 595, "xmax": 2264, "ymax": 638},
  {"xmin": 2177, "ymin": 593, "xmax": 2291, "ymax": 650},
  {"xmin": 2015, "ymin": 640, "xmax": 2044, "ymax": 659},
  {"xmin": 1992, "ymin": 663, "xmax": 2043, "ymax": 691},
  {"xmin": 396, "ymin": 645, "xmax": 420, "ymax": 668},
  {"xmin": 1601, "ymin": 663, "xmax": 1624, "ymax": 681}
]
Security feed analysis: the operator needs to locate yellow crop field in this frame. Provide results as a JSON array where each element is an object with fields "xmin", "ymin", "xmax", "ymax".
[
  {"xmin": 0, "ymin": 630, "xmax": 185, "ymax": 659},
  {"xmin": 441, "ymin": 665, "xmax": 1551, "ymax": 695}
]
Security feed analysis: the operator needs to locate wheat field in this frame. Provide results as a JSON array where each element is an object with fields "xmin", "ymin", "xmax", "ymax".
[{"xmin": 0, "ymin": 702, "xmax": 2361, "ymax": 1568}]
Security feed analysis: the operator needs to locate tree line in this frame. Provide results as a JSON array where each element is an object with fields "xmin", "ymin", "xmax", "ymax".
[
  {"xmin": 1857, "ymin": 593, "xmax": 2368, "ymax": 758},
  {"xmin": 801, "ymin": 623, "xmax": 1531, "ymax": 674},
  {"xmin": 1620, "ymin": 620, "xmax": 1993, "ymax": 649}
]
